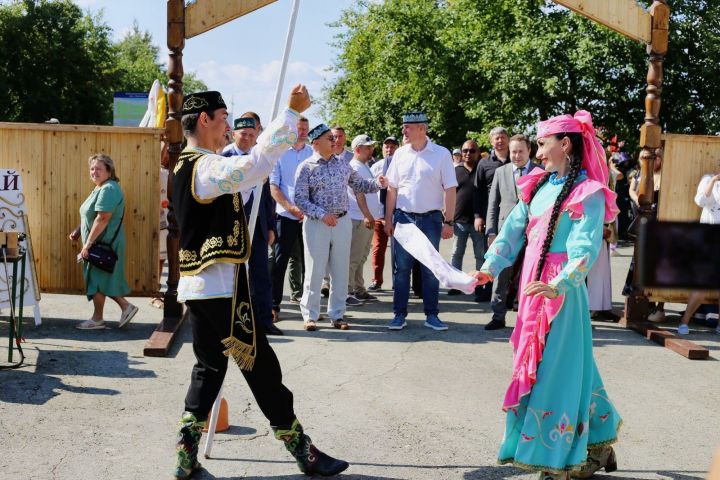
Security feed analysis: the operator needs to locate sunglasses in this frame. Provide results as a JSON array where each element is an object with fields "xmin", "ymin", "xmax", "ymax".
[{"xmin": 462, "ymin": 148, "xmax": 477, "ymax": 154}]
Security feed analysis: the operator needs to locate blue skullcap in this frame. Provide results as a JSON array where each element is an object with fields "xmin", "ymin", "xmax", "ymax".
[
  {"xmin": 233, "ymin": 117, "xmax": 256, "ymax": 130},
  {"xmin": 308, "ymin": 123, "xmax": 331, "ymax": 142},
  {"xmin": 402, "ymin": 111, "xmax": 428, "ymax": 124}
]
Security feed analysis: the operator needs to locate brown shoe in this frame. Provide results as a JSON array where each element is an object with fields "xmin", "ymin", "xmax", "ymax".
[
  {"xmin": 571, "ymin": 446, "xmax": 617, "ymax": 478},
  {"xmin": 331, "ymin": 319, "xmax": 349, "ymax": 330},
  {"xmin": 272, "ymin": 310, "xmax": 281, "ymax": 323},
  {"xmin": 304, "ymin": 320, "xmax": 317, "ymax": 331}
]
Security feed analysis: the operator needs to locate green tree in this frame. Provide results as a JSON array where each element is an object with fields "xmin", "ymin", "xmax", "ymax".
[
  {"xmin": 114, "ymin": 21, "xmax": 207, "ymax": 94},
  {"xmin": 323, "ymin": 0, "xmax": 720, "ymax": 149},
  {"xmin": 0, "ymin": 0, "xmax": 116, "ymax": 124},
  {"xmin": 323, "ymin": 0, "xmax": 460, "ymax": 146}
]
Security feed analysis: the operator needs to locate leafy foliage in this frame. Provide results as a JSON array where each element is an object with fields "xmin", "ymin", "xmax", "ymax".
[
  {"xmin": 323, "ymin": 0, "xmax": 720, "ymax": 149},
  {"xmin": 114, "ymin": 21, "xmax": 207, "ymax": 95},
  {"xmin": 0, "ymin": 0, "xmax": 116, "ymax": 124},
  {"xmin": 0, "ymin": 0, "xmax": 207, "ymax": 125}
]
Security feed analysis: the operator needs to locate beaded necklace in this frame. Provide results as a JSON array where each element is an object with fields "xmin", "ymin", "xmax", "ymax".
[{"xmin": 548, "ymin": 169, "xmax": 587, "ymax": 185}]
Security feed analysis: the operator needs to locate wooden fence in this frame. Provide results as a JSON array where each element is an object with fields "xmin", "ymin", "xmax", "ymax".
[
  {"xmin": 647, "ymin": 133, "xmax": 720, "ymax": 303},
  {"xmin": 0, "ymin": 122, "xmax": 162, "ymax": 295}
]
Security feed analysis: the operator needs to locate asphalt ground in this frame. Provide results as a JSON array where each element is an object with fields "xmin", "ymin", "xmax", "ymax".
[{"xmin": 1, "ymin": 241, "xmax": 718, "ymax": 480}]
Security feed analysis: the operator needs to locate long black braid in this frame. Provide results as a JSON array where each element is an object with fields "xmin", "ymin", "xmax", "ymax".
[{"xmin": 532, "ymin": 132, "xmax": 585, "ymax": 281}]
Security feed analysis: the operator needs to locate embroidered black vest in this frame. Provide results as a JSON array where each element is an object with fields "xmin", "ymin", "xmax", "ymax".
[{"xmin": 173, "ymin": 148, "xmax": 250, "ymax": 275}]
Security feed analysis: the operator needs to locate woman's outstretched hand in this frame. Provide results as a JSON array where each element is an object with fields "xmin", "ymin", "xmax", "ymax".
[
  {"xmin": 469, "ymin": 270, "xmax": 492, "ymax": 286},
  {"xmin": 524, "ymin": 281, "xmax": 559, "ymax": 299}
]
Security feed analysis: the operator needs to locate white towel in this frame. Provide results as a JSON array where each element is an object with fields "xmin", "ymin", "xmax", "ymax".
[{"xmin": 393, "ymin": 222, "xmax": 476, "ymax": 294}]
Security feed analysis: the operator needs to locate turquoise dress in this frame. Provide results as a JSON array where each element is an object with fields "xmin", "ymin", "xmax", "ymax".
[
  {"xmin": 79, "ymin": 180, "xmax": 130, "ymax": 300},
  {"xmin": 481, "ymin": 174, "xmax": 622, "ymax": 474}
]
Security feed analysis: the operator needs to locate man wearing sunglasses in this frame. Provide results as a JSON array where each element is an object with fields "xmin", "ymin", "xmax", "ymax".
[{"xmin": 447, "ymin": 139, "xmax": 484, "ymax": 295}]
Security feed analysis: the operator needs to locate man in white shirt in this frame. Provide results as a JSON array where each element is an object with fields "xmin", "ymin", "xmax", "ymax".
[
  {"xmin": 269, "ymin": 116, "xmax": 312, "ymax": 322},
  {"xmin": 171, "ymin": 86, "xmax": 348, "ymax": 479},
  {"xmin": 347, "ymin": 134, "xmax": 383, "ymax": 304},
  {"xmin": 384, "ymin": 112, "xmax": 457, "ymax": 331}
]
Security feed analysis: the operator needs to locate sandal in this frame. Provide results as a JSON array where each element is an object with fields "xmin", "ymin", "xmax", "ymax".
[
  {"xmin": 118, "ymin": 304, "xmax": 139, "ymax": 328},
  {"xmin": 149, "ymin": 297, "xmax": 164, "ymax": 309},
  {"xmin": 331, "ymin": 319, "xmax": 349, "ymax": 330},
  {"xmin": 76, "ymin": 319, "xmax": 106, "ymax": 330},
  {"xmin": 304, "ymin": 320, "xmax": 317, "ymax": 331}
]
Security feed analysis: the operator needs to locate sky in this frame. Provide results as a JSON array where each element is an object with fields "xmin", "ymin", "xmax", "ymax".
[{"xmin": 72, "ymin": 0, "xmax": 361, "ymax": 126}]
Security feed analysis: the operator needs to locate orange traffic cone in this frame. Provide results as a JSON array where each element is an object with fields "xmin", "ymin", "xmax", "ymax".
[{"xmin": 203, "ymin": 397, "xmax": 230, "ymax": 433}]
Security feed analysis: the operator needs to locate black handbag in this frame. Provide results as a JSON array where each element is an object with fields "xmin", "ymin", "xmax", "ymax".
[{"xmin": 87, "ymin": 208, "xmax": 124, "ymax": 273}]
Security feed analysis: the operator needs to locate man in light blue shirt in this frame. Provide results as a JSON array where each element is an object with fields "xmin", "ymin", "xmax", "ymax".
[{"xmin": 269, "ymin": 116, "xmax": 312, "ymax": 322}]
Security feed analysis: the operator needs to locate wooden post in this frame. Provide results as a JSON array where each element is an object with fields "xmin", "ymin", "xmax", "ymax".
[
  {"xmin": 623, "ymin": 0, "xmax": 669, "ymax": 326},
  {"xmin": 144, "ymin": 0, "xmax": 186, "ymax": 356}
]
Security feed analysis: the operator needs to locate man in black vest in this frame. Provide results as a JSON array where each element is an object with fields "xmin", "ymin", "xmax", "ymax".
[{"xmin": 171, "ymin": 85, "xmax": 348, "ymax": 479}]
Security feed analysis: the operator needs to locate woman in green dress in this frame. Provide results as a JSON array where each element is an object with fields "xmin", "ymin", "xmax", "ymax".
[{"xmin": 69, "ymin": 154, "xmax": 137, "ymax": 330}]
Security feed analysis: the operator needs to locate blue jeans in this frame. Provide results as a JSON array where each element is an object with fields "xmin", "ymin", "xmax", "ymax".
[
  {"xmin": 450, "ymin": 222, "xmax": 485, "ymax": 270},
  {"xmin": 391, "ymin": 210, "xmax": 442, "ymax": 317}
]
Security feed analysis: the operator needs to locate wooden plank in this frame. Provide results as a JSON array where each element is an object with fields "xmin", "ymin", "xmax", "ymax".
[
  {"xmin": 143, "ymin": 311, "xmax": 186, "ymax": 357},
  {"xmin": 0, "ymin": 122, "xmax": 163, "ymax": 135},
  {"xmin": 641, "ymin": 325, "xmax": 710, "ymax": 360},
  {"xmin": 0, "ymin": 123, "xmax": 161, "ymax": 295},
  {"xmin": 554, "ymin": 0, "xmax": 652, "ymax": 44},
  {"xmin": 185, "ymin": 0, "xmax": 277, "ymax": 38},
  {"xmin": 665, "ymin": 338, "xmax": 709, "ymax": 360}
]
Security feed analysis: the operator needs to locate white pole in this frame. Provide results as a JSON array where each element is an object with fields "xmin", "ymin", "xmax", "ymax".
[
  {"xmin": 204, "ymin": 0, "xmax": 301, "ymax": 457},
  {"xmin": 269, "ymin": 0, "xmax": 301, "ymax": 120},
  {"xmin": 202, "ymin": 384, "xmax": 224, "ymax": 458}
]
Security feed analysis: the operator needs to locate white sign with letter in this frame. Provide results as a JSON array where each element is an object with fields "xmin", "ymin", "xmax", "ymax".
[{"xmin": 0, "ymin": 169, "xmax": 41, "ymax": 325}]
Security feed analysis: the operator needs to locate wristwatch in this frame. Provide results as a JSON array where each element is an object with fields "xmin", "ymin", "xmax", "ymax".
[{"xmin": 443, "ymin": 220, "xmax": 454, "ymax": 226}]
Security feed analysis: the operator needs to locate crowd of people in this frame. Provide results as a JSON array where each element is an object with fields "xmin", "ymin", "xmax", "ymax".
[{"xmin": 66, "ymin": 81, "xmax": 719, "ymax": 480}]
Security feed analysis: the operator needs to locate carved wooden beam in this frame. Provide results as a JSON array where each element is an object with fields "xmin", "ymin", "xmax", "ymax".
[
  {"xmin": 144, "ymin": 0, "xmax": 186, "ymax": 357},
  {"xmin": 624, "ymin": 0, "xmax": 669, "ymax": 326},
  {"xmin": 185, "ymin": 0, "xmax": 277, "ymax": 38},
  {"xmin": 554, "ymin": 0, "xmax": 652, "ymax": 43}
]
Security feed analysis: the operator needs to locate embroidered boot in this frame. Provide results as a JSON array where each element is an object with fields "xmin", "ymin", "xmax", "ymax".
[
  {"xmin": 571, "ymin": 446, "xmax": 617, "ymax": 478},
  {"xmin": 174, "ymin": 412, "xmax": 205, "ymax": 479},
  {"xmin": 539, "ymin": 472, "xmax": 570, "ymax": 480},
  {"xmin": 273, "ymin": 419, "xmax": 349, "ymax": 476}
]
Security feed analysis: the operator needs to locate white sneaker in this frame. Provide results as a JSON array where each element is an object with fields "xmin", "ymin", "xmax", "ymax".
[
  {"xmin": 677, "ymin": 323, "xmax": 689, "ymax": 335},
  {"xmin": 648, "ymin": 310, "xmax": 665, "ymax": 323}
]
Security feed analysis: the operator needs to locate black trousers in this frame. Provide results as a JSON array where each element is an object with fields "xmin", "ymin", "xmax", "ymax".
[
  {"xmin": 271, "ymin": 216, "xmax": 304, "ymax": 310},
  {"xmin": 248, "ymin": 226, "xmax": 273, "ymax": 328},
  {"xmin": 183, "ymin": 296, "xmax": 295, "ymax": 427}
]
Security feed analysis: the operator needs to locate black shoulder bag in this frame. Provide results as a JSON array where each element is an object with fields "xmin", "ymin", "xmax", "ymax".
[{"xmin": 87, "ymin": 207, "xmax": 125, "ymax": 273}]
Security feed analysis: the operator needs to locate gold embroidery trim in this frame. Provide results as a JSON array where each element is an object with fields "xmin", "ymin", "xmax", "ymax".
[
  {"xmin": 232, "ymin": 193, "xmax": 240, "ymax": 213},
  {"xmin": 179, "ymin": 255, "xmax": 250, "ymax": 276},
  {"xmin": 227, "ymin": 219, "xmax": 240, "ymax": 247},
  {"xmin": 178, "ymin": 249, "xmax": 197, "ymax": 263},
  {"xmin": 200, "ymin": 236, "xmax": 223, "ymax": 257},
  {"xmin": 191, "ymin": 154, "xmax": 214, "ymax": 205}
]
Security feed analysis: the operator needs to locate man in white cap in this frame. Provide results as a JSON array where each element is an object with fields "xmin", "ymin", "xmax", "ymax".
[
  {"xmin": 452, "ymin": 148, "xmax": 463, "ymax": 166},
  {"xmin": 384, "ymin": 112, "xmax": 457, "ymax": 331},
  {"xmin": 347, "ymin": 134, "xmax": 383, "ymax": 304}
]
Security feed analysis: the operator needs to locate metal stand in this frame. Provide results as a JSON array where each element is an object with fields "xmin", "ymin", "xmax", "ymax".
[{"xmin": 3, "ymin": 246, "xmax": 26, "ymax": 367}]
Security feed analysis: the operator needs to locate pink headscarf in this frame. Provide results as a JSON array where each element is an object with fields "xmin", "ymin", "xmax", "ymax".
[
  {"xmin": 536, "ymin": 110, "xmax": 609, "ymax": 186},
  {"xmin": 532, "ymin": 110, "xmax": 619, "ymax": 222}
]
